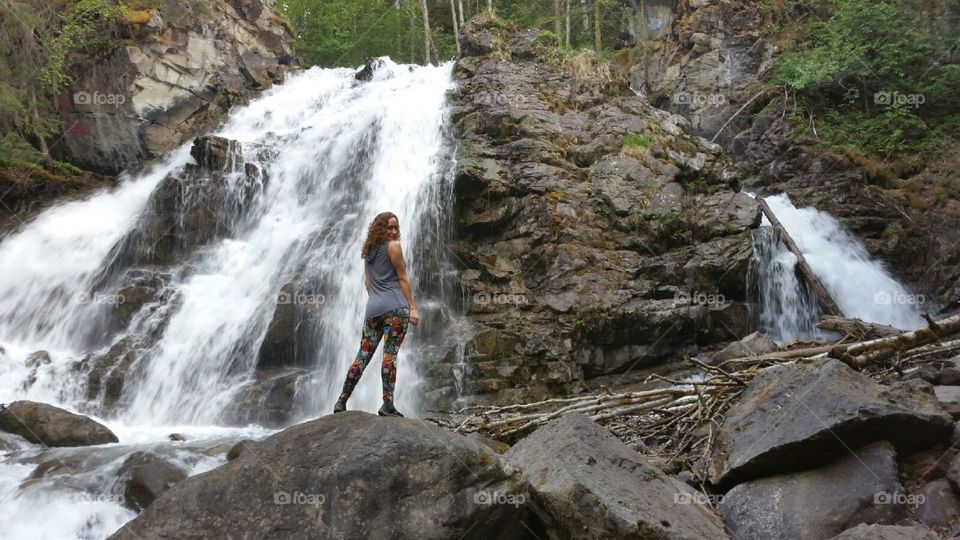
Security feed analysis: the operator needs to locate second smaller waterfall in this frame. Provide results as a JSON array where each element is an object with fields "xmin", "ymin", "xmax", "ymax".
[{"xmin": 749, "ymin": 193, "xmax": 927, "ymax": 343}]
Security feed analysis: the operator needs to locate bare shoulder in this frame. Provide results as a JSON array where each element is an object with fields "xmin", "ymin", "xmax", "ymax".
[{"xmin": 387, "ymin": 240, "xmax": 403, "ymax": 255}]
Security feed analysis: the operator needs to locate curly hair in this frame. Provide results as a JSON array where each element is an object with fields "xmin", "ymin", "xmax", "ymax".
[{"xmin": 361, "ymin": 211, "xmax": 399, "ymax": 258}]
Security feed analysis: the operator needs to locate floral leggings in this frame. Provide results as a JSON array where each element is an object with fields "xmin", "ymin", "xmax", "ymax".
[{"xmin": 338, "ymin": 306, "xmax": 410, "ymax": 405}]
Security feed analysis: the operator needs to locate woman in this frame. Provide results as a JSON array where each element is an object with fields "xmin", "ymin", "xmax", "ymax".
[{"xmin": 333, "ymin": 212, "xmax": 420, "ymax": 417}]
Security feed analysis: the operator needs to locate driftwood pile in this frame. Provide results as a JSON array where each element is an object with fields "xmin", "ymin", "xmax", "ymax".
[{"xmin": 441, "ymin": 313, "xmax": 960, "ymax": 471}]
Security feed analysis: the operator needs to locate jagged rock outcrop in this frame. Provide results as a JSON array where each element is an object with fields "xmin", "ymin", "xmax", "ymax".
[
  {"xmin": 439, "ymin": 14, "xmax": 761, "ymax": 407},
  {"xmin": 627, "ymin": 0, "xmax": 777, "ymax": 146},
  {"xmin": 0, "ymin": 401, "xmax": 118, "ymax": 447},
  {"xmin": 109, "ymin": 412, "xmax": 537, "ymax": 539},
  {"xmin": 57, "ymin": 0, "xmax": 299, "ymax": 174}
]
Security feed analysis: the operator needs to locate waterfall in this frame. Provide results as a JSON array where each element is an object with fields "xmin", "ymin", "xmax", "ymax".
[
  {"xmin": 749, "ymin": 193, "xmax": 926, "ymax": 343},
  {"xmin": 0, "ymin": 59, "xmax": 457, "ymax": 539}
]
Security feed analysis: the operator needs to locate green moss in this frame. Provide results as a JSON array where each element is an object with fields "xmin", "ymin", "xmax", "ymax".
[{"xmin": 622, "ymin": 133, "xmax": 652, "ymax": 148}]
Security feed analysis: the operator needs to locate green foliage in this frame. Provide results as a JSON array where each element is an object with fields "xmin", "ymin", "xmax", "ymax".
[
  {"xmin": 279, "ymin": 0, "xmax": 457, "ymax": 67},
  {"xmin": 622, "ymin": 133, "xmax": 652, "ymax": 148},
  {"xmin": 772, "ymin": 0, "xmax": 960, "ymax": 159},
  {"xmin": 40, "ymin": 0, "xmax": 127, "ymax": 93}
]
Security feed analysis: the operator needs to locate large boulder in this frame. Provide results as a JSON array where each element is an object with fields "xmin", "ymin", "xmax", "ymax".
[
  {"xmin": 0, "ymin": 401, "xmax": 118, "ymax": 447},
  {"xmin": 110, "ymin": 412, "xmax": 533, "ymax": 539},
  {"xmin": 117, "ymin": 452, "xmax": 188, "ymax": 511},
  {"xmin": 505, "ymin": 413, "xmax": 728, "ymax": 540},
  {"xmin": 719, "ymin": 442, "xmax": 907, "ymax": 540},
  {"xmin": 828, "ymin": 524, "xmax": 941, "ymax": 540},
  {"xmin": 706, "ymin": 359, "xmax": 953, "ymax": 487}
]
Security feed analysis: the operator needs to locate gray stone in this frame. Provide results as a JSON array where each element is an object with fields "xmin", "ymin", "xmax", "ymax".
[
  {"xmin": 117, "ymin": 452, "xmax": 187, "ymax": 511},
  {"xmin": 110, "ymin": 412, "xmax": 532, "ymax": 539},
  {"xmin": 719, "ymin": 442, "xmax": 906, "ymax": 540},
  {"xmin": 914, "ymin": 478, "xmax": 960, "ymax": 529},
  {"xmin": 711, "ymin": 331, "xmax": 778, "ymax": 363},
  {"xmin": 506, "ymin": 413, "xmax": 728, "ymax": 540},
  {"xmin": 706, "ymin": 359, "xmax": 953, "ymax": 487},
  {"xmin": 0, "ymin": 401, "xmax": 118, "ymax": 447},
  {"xmin": 828, "ymin": 523, "xmax": 941, "ymax": 540}
]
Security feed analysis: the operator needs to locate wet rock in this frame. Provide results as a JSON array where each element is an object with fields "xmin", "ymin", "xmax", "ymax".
[
  {"xmin": 828, "ymin": 524, "xmax": 940, "ymax": 540},
  {"xmin": 0, "ymin": 401, "xmax": 118, "ymax": 447},
  {"xmin": 706, "ymin": 359, "xmax": 952, "ymax": 488},
  {"xmin": 506, "ymin": 413, "xmax": 728, "ymax": 539},
  {"xmin": 719, "ymin": 442, "xmax": 906, "ymax": 540},
  {"xmin": 167, "ymin": 433, "xmax": 185, "ymax": 441},
  {"xmin": 353, "ymin": 58, "xmax": 385, "ymax": 81},
  {"xmin": 710, "ymin": 331, "xmax": 777, "ymax": 364},
  {"xmin": 225, "ymin": 368, "xmax": 304, "ymax": 427},
  {"xmin": 84, "ymin": 336, "xmax": 146, "ymax": 411},
  {"xmin": 913, "ymin": 478, "xmax": 960, "ymax": 530},
  {"xmin": 256, "ymin": 281, "xmax": 325, "ymax": 369},
  {"xmin": 117, "ymin": 452, "xmax": 187, "ymax": 512},
  {"xmin": 226, "ymin": 439, "xmax": 258, "ymax": 461},
  {"xmin": 110, "ymin": 412, "xmax": 533, "ymax": 539}
]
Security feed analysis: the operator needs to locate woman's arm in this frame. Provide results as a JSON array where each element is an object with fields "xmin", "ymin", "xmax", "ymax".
[
  {"xmin": 364, "ymin": 266, "xmax": 371, "ymax": 295},
  {"xmin": 387, "ymin": 240, "xmax": 420, "ymax": 325}
]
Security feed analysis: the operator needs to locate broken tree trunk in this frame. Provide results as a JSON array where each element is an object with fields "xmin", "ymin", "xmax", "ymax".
[
  {"xmin": 829, "ymin": 313, "xmax": 960, "ymax": 368},
  {"xmin": 756, "ymin": 197, "xmax": 841, "ymax": 316},
  {"xmin": 817, "ymin": 315, "xmax": 900, "ymax": 340}
]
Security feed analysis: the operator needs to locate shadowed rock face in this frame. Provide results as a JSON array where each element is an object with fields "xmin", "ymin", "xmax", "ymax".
[
  {"xmin": 706, "ymin": 358, "xmax": 953, "ymax": 488},
  {"xmin": 828, "ymin": 524, "xmax": 941, "ymax": 540},
  {"xmin": 109, "ymin": 412, "xmax": 540, "ymax": 540},
  {"xmin": 438, "ymin": 14, "xmax": 761, "ymax": 407},
  {"xmin": 0, "ymin": 401, "xmax": 118, "ymax": 447}
]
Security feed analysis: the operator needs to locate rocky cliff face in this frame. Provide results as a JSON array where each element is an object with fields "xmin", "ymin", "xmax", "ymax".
[
  {"xmin": 610, "ymin": 0, "xmax": 960, "ymax": 313},
  {"xmin": 56, "ymin": 0, "xmax": 298, "ymax": 174},
  {"xmin": 427, "ymin": 15, "xmax": 761, "ymax": 407}
]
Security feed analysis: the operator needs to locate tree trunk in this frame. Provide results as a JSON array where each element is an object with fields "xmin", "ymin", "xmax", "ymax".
[
  {"xmin": 756, "ymin": 197, "xmax": 841, "ymax": 316},
  {"xmin": 458, "ymin": 0, "xmax": 465, "ymax": 25},
  {"xmin": 565, "ymin": 0, "xmax": 571, "ymax": 46},
  {"xmin": 554, "ymin": 0, "xmax": 562, "ymax": 38},
  {"xmin": 449, "ymin": 0, "xmax": 461, "ymax": 55},
  {"xmin": 420, "ymin": 0, "xmax": 432, "ymax": 65},
  {"xmin": 31, "ymin": 91, "xmax": 51, "ymax": 164},
  {"xmin": 579, "ymin": 0, "xmax": 590, "ymax": 33},
  {"xmin": 487, "ymin": 0, "xmax": 493, "ymax": 14},
  {"xmin": 593, "ymin": 0, "xmax": 601, "ymax": 50}
]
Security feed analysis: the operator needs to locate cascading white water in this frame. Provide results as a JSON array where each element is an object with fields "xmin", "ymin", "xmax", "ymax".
[
  {"xmin": 749, "ymin": 193, "xmax": 926, "ymax": 342},
  {"xmin": 0, "ymin": 59, "xmax": 456, "ymax": 539}
]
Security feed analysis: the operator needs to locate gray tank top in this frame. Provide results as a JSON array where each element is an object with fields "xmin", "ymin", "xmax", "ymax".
[{"xmin": 364, "ymin": 242, "xmax": 408, "ymax": 319}]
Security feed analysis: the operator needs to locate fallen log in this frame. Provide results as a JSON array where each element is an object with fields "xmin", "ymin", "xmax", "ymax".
[
  {"xmin": 829, "ymin": 313, "xmax": 960, "ymax": 368},
  {"xmin": 817, "ymin": 315, "xmax": 900, "ymax": 340},
  {"xmin": 756, "ymin": 197, "xmax": 841, "ymax": 316}
]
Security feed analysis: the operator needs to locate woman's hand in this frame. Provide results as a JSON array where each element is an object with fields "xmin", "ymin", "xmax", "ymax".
[{"xmin": 408, "ymin": 307, "xmax": 420, "ymax": 326}]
